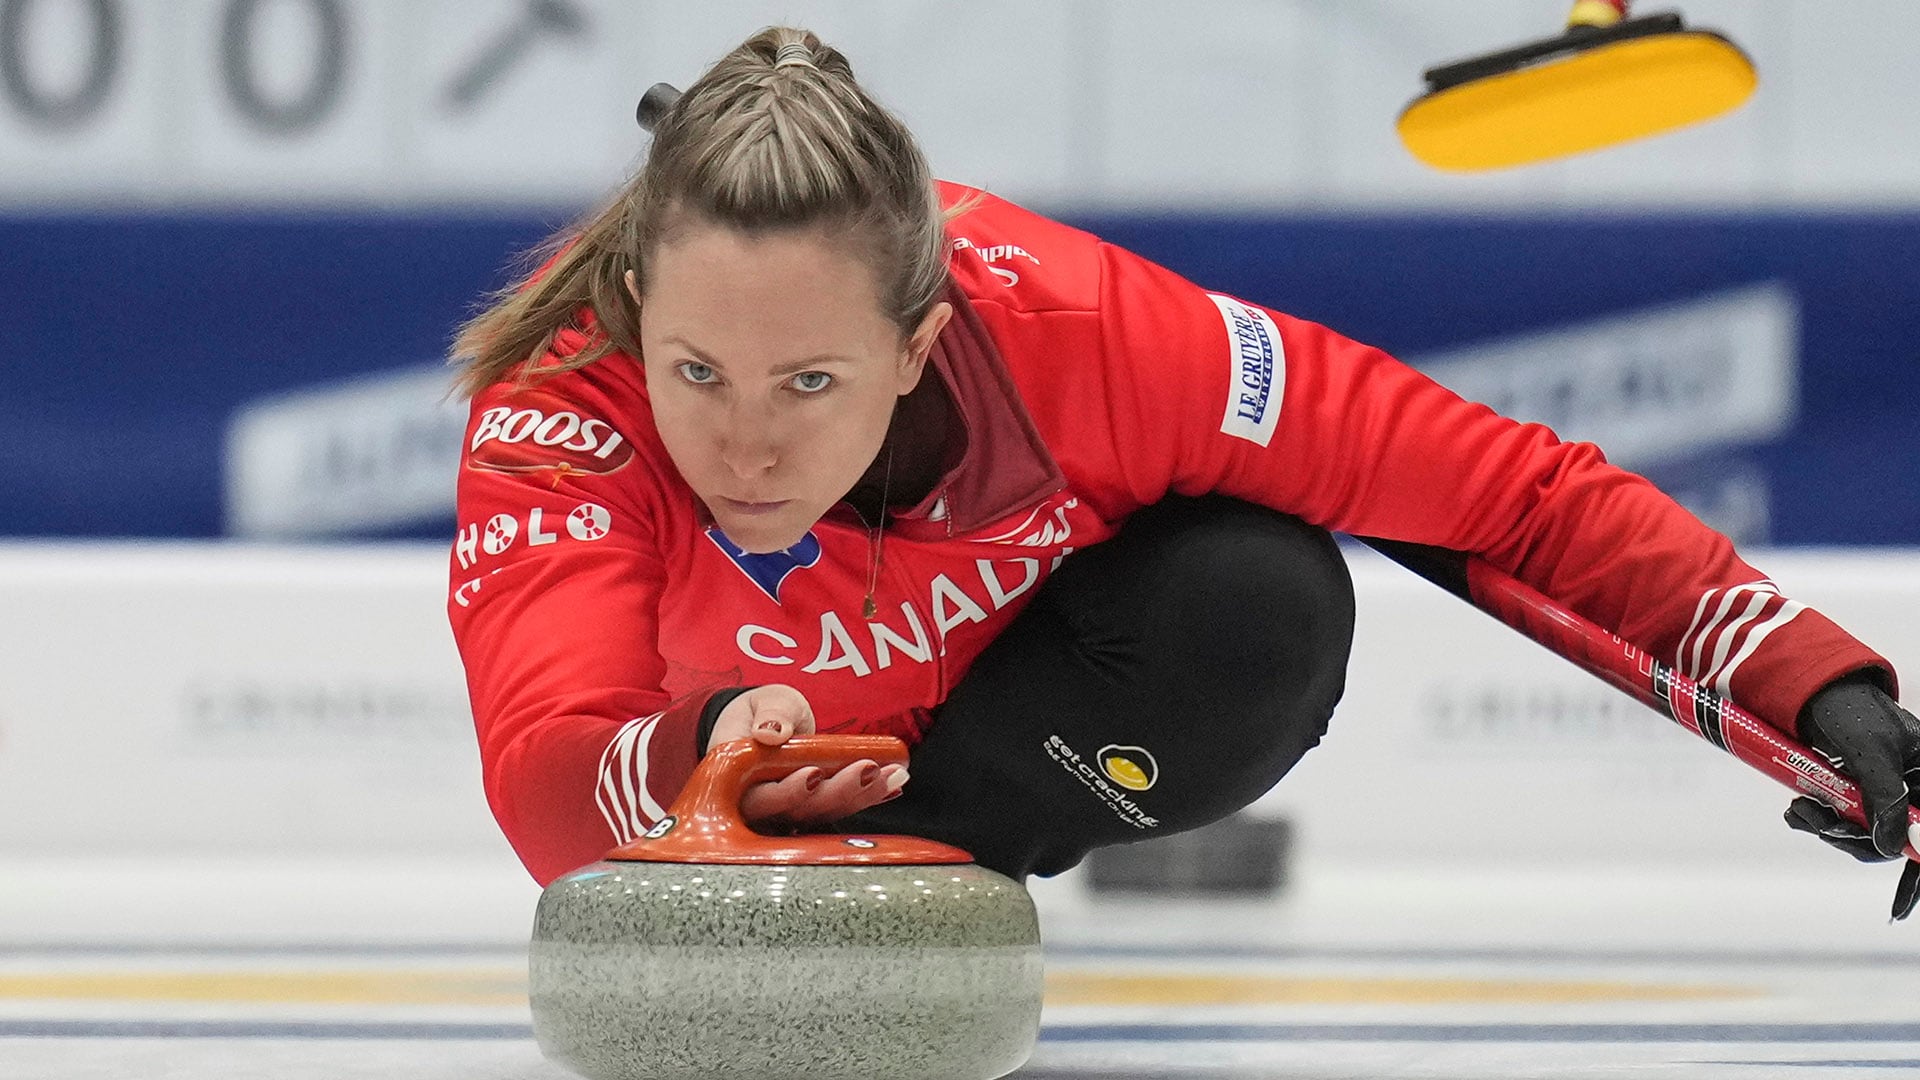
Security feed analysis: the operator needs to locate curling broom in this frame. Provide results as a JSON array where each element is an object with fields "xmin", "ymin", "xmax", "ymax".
[
  {"xmin": 1398, "ymin": 1, "xmax": 1757, "ymax": 171},
  {"xmin": 1359, "ymin": 537, "xmax": 1920, "ymax": 864}
]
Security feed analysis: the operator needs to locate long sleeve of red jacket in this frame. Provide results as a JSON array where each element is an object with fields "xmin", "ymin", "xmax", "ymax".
[
  {"xmin": 448, "ymin": 352, "xmax": 704, "ymax": 886},
  {"xmin": 1093, "ymin": 241, "xmax": 1896, "ymax": 734}
]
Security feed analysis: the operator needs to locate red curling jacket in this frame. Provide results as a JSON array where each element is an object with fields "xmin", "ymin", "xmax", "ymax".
[{"xmin": 449, "ymin": 183, "xmax": 1895, "ymax": 885}]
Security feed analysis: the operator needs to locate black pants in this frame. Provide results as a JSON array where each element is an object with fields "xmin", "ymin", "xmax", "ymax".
[{"xmin": 843, "ymin": 496, "xmax": 1355, "ymax": 880}]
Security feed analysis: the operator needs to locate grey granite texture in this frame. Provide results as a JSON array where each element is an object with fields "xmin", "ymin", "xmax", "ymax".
[{"xmin": 531, "ymin": 861, "xmax": 1043, "ymax": 1080}]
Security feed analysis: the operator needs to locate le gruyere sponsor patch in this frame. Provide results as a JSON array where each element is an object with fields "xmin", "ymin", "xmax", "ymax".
[{"xmin": 1207, "ymin": 293, "xmax": 1285, "ymax": 448}]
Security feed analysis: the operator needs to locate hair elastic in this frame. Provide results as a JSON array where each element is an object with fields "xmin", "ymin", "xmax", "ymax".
[{"xmin": 773, "ymin": 42, "xmax": 814, "ymax": 69}]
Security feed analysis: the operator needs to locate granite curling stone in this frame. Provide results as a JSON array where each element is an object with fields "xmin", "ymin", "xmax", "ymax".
[{"xmin": 530, "ymin": 735, "xmax": 1044, "ymax": 1080}]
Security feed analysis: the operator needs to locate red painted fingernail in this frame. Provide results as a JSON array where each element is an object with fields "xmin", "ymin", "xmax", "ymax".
[
  {"xmin": 756, "ymin": 720, "xmax": 781, "ymax": 734},
  {"xmin": 859, "ymin": 764, "xmax": 880, "ymax": 785},
  {"xmin": 804, "ymin": 769, "xmax": 824, "ymax": 791},
  {"xmin": 879, "ymin": 787, "xmax": 904, "ymax": 803}
]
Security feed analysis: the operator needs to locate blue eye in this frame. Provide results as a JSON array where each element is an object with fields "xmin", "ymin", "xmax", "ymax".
[
  {"xmin": 790, "ymin": 371, "xmax": 833, "ymax": 394},
  {"xmin": 677, "ymin": 361, "xmax": 717, "ymax": 385}
]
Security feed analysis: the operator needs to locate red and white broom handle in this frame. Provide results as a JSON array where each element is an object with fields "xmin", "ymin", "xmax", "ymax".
[
  {"xmin": 1567, "ymin": 1, "xmax": 1630, "ymax": 30},
  {"xmin": 1359, "ymin": 537, "xmax": 1920, "ymax": 863}
]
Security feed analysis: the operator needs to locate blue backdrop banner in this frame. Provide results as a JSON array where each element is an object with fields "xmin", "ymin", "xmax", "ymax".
[{"xmin": 3, "ymin": 211, "xmax": 1916, "ymax": 543}]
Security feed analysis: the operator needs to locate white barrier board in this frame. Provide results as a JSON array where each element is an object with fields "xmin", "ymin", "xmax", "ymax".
[
  {"xmin": 0, "ymin": 543, "xmax": 1914, "ymax": 876},
  {"xmin": 0, "ymin": 544, "xmax": 502, "ymax": 860}
]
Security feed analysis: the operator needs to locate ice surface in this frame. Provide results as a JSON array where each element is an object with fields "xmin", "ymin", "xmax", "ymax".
[{"xmin": 2, "ymin": 856, "xmax": 1916, "ymax": 1078}]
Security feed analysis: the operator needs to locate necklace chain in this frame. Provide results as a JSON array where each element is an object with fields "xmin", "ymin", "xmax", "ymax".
[{"xmin": 862, "ymin": 443, "xmax": 891, "ymax": 619}]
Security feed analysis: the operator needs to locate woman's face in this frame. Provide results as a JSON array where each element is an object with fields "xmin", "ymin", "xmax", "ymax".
[{"xmin": 634, "ymin": 223, "xmax": 949, "ymax": 554}]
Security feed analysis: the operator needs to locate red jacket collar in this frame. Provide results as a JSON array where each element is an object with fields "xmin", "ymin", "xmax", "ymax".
[{"xmin": 892, "ymin": 285, "xmax": 1063, "ymax": 535}]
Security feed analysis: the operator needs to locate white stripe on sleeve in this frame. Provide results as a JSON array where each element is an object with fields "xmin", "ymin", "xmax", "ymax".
[
  {"xmin": 1711, "ymin": 599, "xmax": 1807, "ymax": 698},
  {"xmin": 1679, "ymin": 581, "xmax": 1779, "ymax": 682},
  {"xmin": 1686, "ymin": 588, "xmax": 1741, "ymax": 680},
  {"xmin": 629, "ymin": 715, "xmax": 669, "ymax": 822},
  {"xmin": 1700, "ymin": 589, "xmax": 1777, "ymax": 688},
  {"xmin": 1676, "ymin": 588, "xmax": 1720, "ymax": 676},
  {"xmin": 595, "ymin": 719, "xmax": 637, "ymax": 843},
  {"xmin": 595, "ymin": 712, "xmax": 666, "ymax": 844}
]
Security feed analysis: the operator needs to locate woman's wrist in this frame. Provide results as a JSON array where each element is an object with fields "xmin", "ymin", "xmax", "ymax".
[{"xmin": 697, "ymin": 686, "xmax": 758, "ymax": 752}]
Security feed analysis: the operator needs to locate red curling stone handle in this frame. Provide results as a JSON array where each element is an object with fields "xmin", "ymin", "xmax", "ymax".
[{"xmin": 604, "ymin": 734, "xmax": 974, "ymax": 865}]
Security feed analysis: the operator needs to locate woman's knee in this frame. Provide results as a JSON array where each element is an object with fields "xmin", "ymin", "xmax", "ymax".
[
  {"xmin": 1053, "ymin": 496, "xmax": 1355, "ymax": 717},
  {"xmin": 877, "ymin": 497, "xmax": 1359, "ymax": 878},
  {"xmin": 1156, "ymin": 497, "xmax": 1353, "ymax": 664}
]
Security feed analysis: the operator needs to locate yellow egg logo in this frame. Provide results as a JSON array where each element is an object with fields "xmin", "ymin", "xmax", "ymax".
[{"xmin": 1098, "ymin": 745, "xmax": 1158, "ymax": 791}]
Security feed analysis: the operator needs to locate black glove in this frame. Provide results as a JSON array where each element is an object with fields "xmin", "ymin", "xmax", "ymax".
[{"xmin": 1783, "ymin": 673, "xmax": 1920, "ymax": 921}]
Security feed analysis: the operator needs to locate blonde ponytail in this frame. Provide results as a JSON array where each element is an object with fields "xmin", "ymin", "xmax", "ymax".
[{"xmin": 451, "ymin": 26, "xmax": 955, "ymax": 399}]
